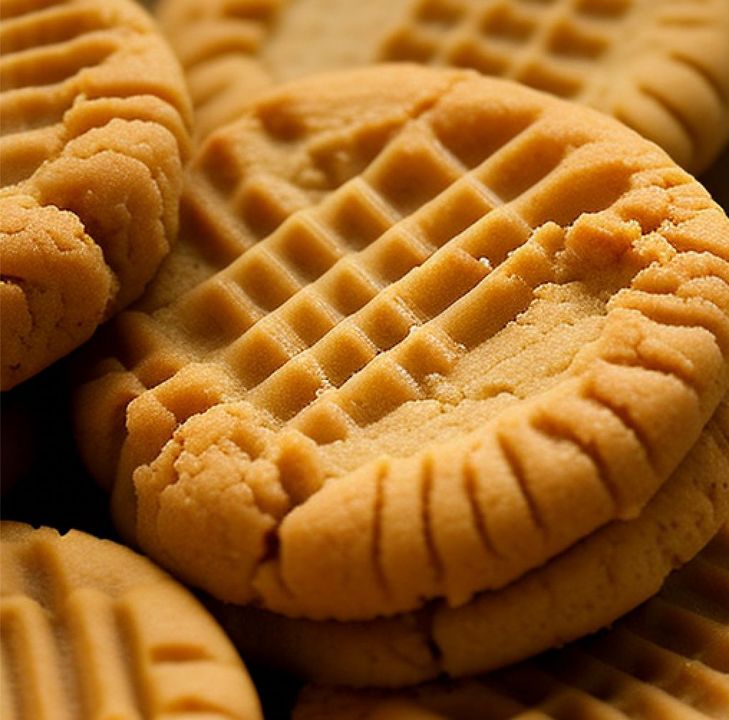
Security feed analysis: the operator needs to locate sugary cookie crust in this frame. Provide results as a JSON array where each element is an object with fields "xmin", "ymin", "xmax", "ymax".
[
  {"xmin": 73, "ymin": 66, "xmax": 729, "ymax": 621},
  {"xmin": 0, "ymin": 0, "xmax": 192, "ymax": 389},
  {"xmin": 0, "ymin": 521, "xmax": 263, "ymax": 720},
  {"xmin": 157, "ymin": 0, "xmax": 729, "ymax": 173}
]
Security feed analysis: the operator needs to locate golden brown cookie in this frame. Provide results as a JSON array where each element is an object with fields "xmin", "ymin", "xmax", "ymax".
[
  {"xmin": 0, "ymin": 0, "xmax": 192, "ymax": 390},
  {"xmin": 73, "ymin": 66, "xmax": 729, "ymax": 623},
  {"xmin": 214, "ymin": 398, "xmax": 729, "ymax": 686},
  {"xmin": 156, "ymin": 0, "xmax": 729, "ymax": 173},
  {"xmin": 0, "ymin": 521, "xmax": 263, "ymax": 720},
  {"xmin": 293, "ymin": 517, "xmax": 729, "ymax": 718}
]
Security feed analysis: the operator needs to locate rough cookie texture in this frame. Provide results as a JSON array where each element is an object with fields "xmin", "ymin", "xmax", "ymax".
[
  {"xmin": 74, "ymin": 66, "xmax": 729, "ymax": 622},
  {"xmin": 157, "ymin": 0, "xmax": 729, "ymax": 173},
  {"xmin": 0, "ymin": 0, "xmax": 192, "ymax": 389},
  {"xmin": 0, "ymin": 522, "xmax": 263, "ymax": 720},
  {"xmin": 215, "ymin": 399, "xmax": 729, "ymax": 686},
  {"xmin": 293, "ymin": 517, "xmax": 729, "ymax": 717}
]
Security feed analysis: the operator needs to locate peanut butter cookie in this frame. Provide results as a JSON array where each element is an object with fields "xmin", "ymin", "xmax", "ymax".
[
  {"xmin": 0, "ymin": 0, "xmax": 192, "ymax": 389},
  {"xmin": 74, "ymin": 66, "xmax": 729, "ymax": 625},
  {"xmin": 157, "ymin": 0, "xmax": 729, "ymax": 172},
  {"xmin": 0, "ymin": 521, "xmax": 263, "ymax": 720}
]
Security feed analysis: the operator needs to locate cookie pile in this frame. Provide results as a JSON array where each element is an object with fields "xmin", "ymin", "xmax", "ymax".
[{"xmin": 2, "ymin": 1, "xmax": 729, "ymax": 718}]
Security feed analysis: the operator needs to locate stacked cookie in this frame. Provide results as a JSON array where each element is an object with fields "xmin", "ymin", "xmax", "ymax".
[
  {"xmin": 217, "ymin": 399, "xmax": 729, "ymax": 687},
  {"xmin": 293, "ymin": 517, "xmax": 729, "ymax": 718},
  {"xmin": 2, "ymin": 0, "xmax": 729, "ymax": 718}
]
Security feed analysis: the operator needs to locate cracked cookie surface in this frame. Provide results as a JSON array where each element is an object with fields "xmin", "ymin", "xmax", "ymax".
[{"xmin": 0, "ymin": 0, "xmax": 192, "ymax": 389}]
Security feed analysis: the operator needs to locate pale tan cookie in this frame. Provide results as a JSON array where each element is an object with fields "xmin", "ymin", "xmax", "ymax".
[
  {"xmin": 213, "ymin": 398, "xmax": 729, "ymax": 686},
  {"xmin": 0, "ymin": 0, "xmax": 192, "ymax": 390},
  {"xmin": 156, "ymin": 0, "xmax": 729, "ymax": 173},
  {"xmin": 0, "ymin": 521, "xmax": 263, "ymax": 720},
  {"xmin": 74, "ymin": 66, "xmax": 729, "ymax": 622},
  {"xmin": 293, "ymin": 518, "xmax": 729, "ymax": 718}
]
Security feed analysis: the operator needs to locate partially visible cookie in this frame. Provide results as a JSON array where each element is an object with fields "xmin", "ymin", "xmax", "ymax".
[
  {"xmin": 293, "ymin": 518, "xmax": 729, "ymax": 718},
  {"xmin": 156, "ymin": 0, "xmax": 729, "ymax": 173},
  {"xmin": 156, "ymin": 0, "xmax": 275, "ymax": 141},
  {"xmin": 0, "ymin": 521, "xmax": 263, "ymax": 720},
  {"xmin": 0, "ymin": 0, "xmax": 192, "ymax": 389},
  {"xmin": 73, "ymin": 66, "xmax": 729, "ymax": 624},
  {"xmin": 217, "ymin": 398, "xmax": 729, "ymax": 687}
]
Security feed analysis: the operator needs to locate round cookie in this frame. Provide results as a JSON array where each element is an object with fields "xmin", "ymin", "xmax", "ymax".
[
  {"xmin": 211, "ymin": 399, "xmax": 729, "ymax": 687},
  {"xmin": 292, "ymin": 518, "xmax": 729, "ymax": 718},
  {"xmin": 0, "ymin": 0, "xmax": 192, "ymax": 390},
  {"xmin": 73, "ymin": 66, "xmax": 729, "ymax": 621},
  {"xmin": 156, "ymin": 0, "xmax": 729, "ymax": 173},
  {"xmin": 0, "ymin": 521, "xmax": 263, "ymax": 720}
]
